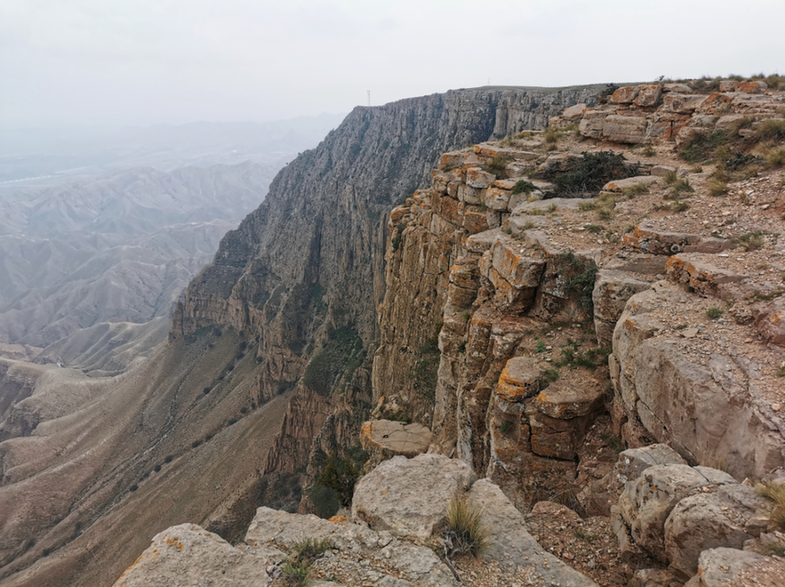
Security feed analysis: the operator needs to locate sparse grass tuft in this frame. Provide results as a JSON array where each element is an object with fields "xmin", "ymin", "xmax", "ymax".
[
  {"xmin": 757, "ymin": 482, "xmax": 785, "ymax": 529},
  {"xmin": 734, "ymin": 232, "xmax": 766, "ymax": 252},
  {"xmin": 754, "ymin": 119, "xmax": 785, "ymax": 142},
  {"xmin": 706, "ymin": 307, "xmax": 724, "ymax": 320},
  {"xmin": 641, "ymin": 145, "xmax": 656, "ymax": 157},
  {"xmin": 679, "ymin": 130, "xmax": 730, "ymax": 163},
  {"xmin": 708, "ymin": 178, "xmax": 729, "ymax": 197},
  {"xmin": 765, "ymin": 147, "xmax": 785, "ymax": 168},
  {"xmin": 281, "ymin": 561, "xmax": 311, "ymax": 586},
  {"xmin": 663, "ymin": 170, "xmax": 680, "ymax": 185},
  {"xmin": 444, "ymin": 495, "xmax": 490, "ymax": 557},
  {"xmin": 585, "ymin": 224, "xmax": 604, "ymax": 234},
  {"xmin": 542, "ymin": 368, "xmax": 560, "ymax": 382},
  {"xmin": 668, "ymin": 178, "xmax": 694, "ymax": 197},
  {"xmin": 578, "ymin": 201, "xmax": 597, "ymax": 211},
  {"xmin": 291, "ymin": 537, "xmax": 332, "ymax": 565},
  {"xmin": 623, "ymin": 183, "xmax": 649, "ymax": 197}
]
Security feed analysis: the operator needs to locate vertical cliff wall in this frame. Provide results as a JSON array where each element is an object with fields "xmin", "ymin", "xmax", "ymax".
[{"xmin": 171, "ymin": 86, "xmax": 600, "ymax": 479}]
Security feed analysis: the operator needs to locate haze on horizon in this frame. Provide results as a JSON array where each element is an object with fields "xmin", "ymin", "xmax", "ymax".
[{"xmin": 1, "ymin": 0, "xmax": 784, "ymax": 130}]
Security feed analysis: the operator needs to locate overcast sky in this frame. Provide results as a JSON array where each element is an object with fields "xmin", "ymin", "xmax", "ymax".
[{"xmin": 1, "ymin": 0, "xmax": 783, "ymax": 129}]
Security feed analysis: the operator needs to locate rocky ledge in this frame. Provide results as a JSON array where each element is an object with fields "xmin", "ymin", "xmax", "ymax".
[{"xmin": 115, "ymin": 454, "xmax": 597, "ymax": 587}]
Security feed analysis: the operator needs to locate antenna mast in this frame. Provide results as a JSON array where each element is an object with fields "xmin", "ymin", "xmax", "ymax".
[{"xmin": 367, "ymin": 90, "xmax": 371, "ymax": 107}]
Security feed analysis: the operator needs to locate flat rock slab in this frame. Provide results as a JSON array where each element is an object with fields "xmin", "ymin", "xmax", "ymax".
[
  {"xmin": 351, "ymin": 454, "xmax": 476, "ymax": 538},
  {"xmin": 684, "ymin": 547, "xmax": 784, "ymax": 587},
  {"xmin": 602, "ymin": 176, "xmax": 660, "ymax": 192},
  {"xmin": 664, "ymin": 484, "xmax": 772, "ymax": 577},
  {"xmin": 468, "ymin": 480, "xmax": 598, "ymax": 586},
  {"xmin": 360, "ymin": 420, "xmax": 432, "ymax": 462},
  {"xmin": 113, "ymin": 523, "xmax": 279, "ymax": 587},
  {"xmin": 615, "ymin": 444, "xmax": 687, "ymax": 486}
]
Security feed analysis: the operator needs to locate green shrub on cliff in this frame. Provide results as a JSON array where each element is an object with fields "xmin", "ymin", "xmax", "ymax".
[{"xmin": 535, "ymin": 151, "xmax": 638, "ymax": 196}]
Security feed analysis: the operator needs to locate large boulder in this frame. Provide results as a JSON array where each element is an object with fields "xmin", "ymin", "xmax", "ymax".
[
  {"xmin": 351, "ymin": 454, "xmax": 476, "ymax": 538},
  {"xmin": 664, "ymin": 484, "xmax": 772, "ymax": 577},
  {"xmin": 683, "ymin": 547, "xmax": 785, "ymax": 587},
  {"xmin": 113, "ymin": 524, "xmax": 280, "ymax": 587},
  {"xmin": 614, "ymin": 465, "xmax": 735, "ymax": 559},
  {"xmin": 467, "ymin": 480, "xmax": 598, "ymax": 586},
  {"xmin": 360, "ymin": 420, "xmax": 432, "ymax": 467}
]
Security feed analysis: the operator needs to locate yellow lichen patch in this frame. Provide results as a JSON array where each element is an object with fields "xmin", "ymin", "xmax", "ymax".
[{"xmin": 328, "ymin": 515, "xmax": 349, "ymax": 524}]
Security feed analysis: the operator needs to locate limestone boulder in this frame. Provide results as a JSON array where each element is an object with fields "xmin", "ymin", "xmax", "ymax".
[
  {"xmin": 467, "ymin": 480, "xmax": 598, "ymax": 586},
  {"xmin": 752, "ymin": 297, "xmax": 785, "ymax": 346},
  {"xmin": 616, "ymin": 465, "xmax": 731, "ymax": 559},
  {"xmin": 246, "ymin": 507, "xmax": 337, "ymax": 547},
  {"xmin": 683, "ymin": 547, "xmax": 785, "ymax": 587},
  {"xmin": 662, "ymin": 94, "xmax": 707, "ymax": 114},
  {"xmin": 579, "ymin": 110, "xmax": 607, "ymax": 139},
  {"xmin": 603, "ymin": 115, "xmax": 649, "ymax": 143},
  {"xmin": 360, "ymin": 420, "xmax": 432, "ymax": 466},
  {"xmin": 465, "ymin": 167, "xmax": 494, "ymax": 189},
  {"xmin": 351, "ymin": 454, "xmax": 475, "ymax": 538},
  {"xmin": 615, "ymin": 444, "xmax": 688, "ymax": 486},
  {"xmin": 664, "ymin": 484, "xmax": 773, "ymax": 577},
  {"xmin": 563, "ymin": 103, "xmax": 588, "ymax": 120},
  {"xmin": 666, "ymin": 253, "xmax": 747, "ymax": 298},
  {"xmin": 611, "ymin": 86, "xmax": 641, "ymax": 104},
  {"xmin": 634, "ymin": 85, "xmax": 663, "ymax": 107},
  {"xmin": 490, "ymin": 241, "xmax": 546, "ymax": 290},
  {"xmin": 113, "ymin": 524, "xmax": 279, "ymax": 587},
  {"xmin": 601, "ymin": 175, "xmax": 660, "ymax": 193},
  {"xmin": 494, "ymin": 356, "xmax": 548, "ymax": 404}
]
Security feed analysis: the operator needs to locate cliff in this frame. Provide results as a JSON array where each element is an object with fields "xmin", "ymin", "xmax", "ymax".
[{"xmin": 0, "ymin": 85, "xmax": 600, "ymax": 587}]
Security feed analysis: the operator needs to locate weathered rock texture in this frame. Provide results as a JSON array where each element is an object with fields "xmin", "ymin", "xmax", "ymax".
[
  {"xmin": 612, "ymin": 463, "xmax": 775, "ymax": 580},
  {"xmin": 116, "ymin": 457, "xmax": 597, "ymax": 587}
]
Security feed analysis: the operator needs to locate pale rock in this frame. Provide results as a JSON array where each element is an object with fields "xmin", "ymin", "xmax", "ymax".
[
  {"xmin": 113, "ymin": 523, "xmax": 278, "ymax": 587},
  {"xmin": 664, "ymin": 484, "xmax": 772, "ymax": 577},
  {"xmin": 351, "ymin": 454, "xmax": 476, "ymax": 538},
  {"xmin": 616, "ymin": 464, "xmax": 717, "ymax": 559},
  {"xmin": 246, "ymin": 507, "xmax": 337, "ymax": 547},
  {"xmin": 662, "ymin": 83, "xmax": 693, "ymax": 94},
  {"xmin": 563, "ymin": 103, "xmax": 588, "ymax": 119},
  {"xmin": 579, "ymin": 110, "xmax": 607, "ymax": 139},
  {"xmin": 603, "ymin": 115, "xmax": 649, "ymax": 143},
  {"xmin": 465, "ymin": 167, "xmax": 495, "ymax": 189},
  {"xmin": 360, "ymin": 420, "xmax": 432, "ymax": 466},
  {"xmin": 683, "ymin": 547, "xmax": 780, "ymax": 587},
  {"xmin": 611, "ymin": 86, "xmax": 641, "ymax": 104},
  {"xmin": 592, "ymin": 269, "xmax": 651, "ymax": 348},
  {"xmin": 468, "ymin": 480, "xmax": 598, "ymax": 586},
  {"xmin": 634, "ymin": 85, "xmax": 663, "ymax": 107},
  {"xmin": 601, "ymin": 175, "xmax": 660, "ymax": 192},
  {"xmin": 662, "ymin": 94, "xmax": 707, "ymax": 114},
  {"xmin": 614, "ymin": 444, "xmax": 688, "ymax": 486},
  {"xmin": 752, "ymin": 297, "xmax": 785, "ymax": 346}
]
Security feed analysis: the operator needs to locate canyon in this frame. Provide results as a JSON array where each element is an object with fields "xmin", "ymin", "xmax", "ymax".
[{"xmin": 2, "ymin": 79, "xmax": 785, "ymax": 586}]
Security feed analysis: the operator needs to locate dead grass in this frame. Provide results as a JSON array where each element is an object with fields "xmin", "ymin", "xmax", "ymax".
[
  {"xmin": 444, "ymin": 494, "xmax": 490, "ymax": 557},
  {"xmin": 757, "ymin": 482, "xmax": 785, "ymax": 529}
]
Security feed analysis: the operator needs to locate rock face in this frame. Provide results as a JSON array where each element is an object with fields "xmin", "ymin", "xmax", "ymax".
[{"xmin": 610, "ymin": 282, "xmax": 785, "ymax": 479}]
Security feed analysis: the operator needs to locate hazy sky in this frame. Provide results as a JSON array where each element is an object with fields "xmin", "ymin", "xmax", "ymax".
[{"xmin": 1, "ymin": 0, "xmax": 783, "ymax": 128}]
